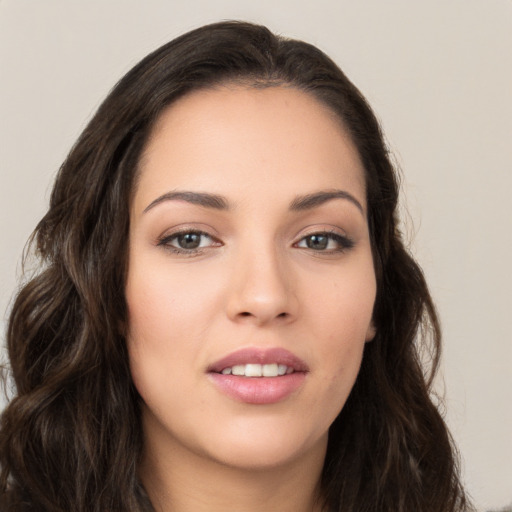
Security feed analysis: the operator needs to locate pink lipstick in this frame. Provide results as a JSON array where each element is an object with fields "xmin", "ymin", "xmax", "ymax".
[{"xmin": 207, "ymin": 347, "xmax": 308, "ymax": 405}]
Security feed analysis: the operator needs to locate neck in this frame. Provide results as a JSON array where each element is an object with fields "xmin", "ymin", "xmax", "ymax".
[{"xmin": 140, "ymin": 426, "xmax": 327, "ymax": 512}]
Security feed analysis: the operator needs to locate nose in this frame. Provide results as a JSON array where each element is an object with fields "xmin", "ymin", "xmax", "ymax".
[{"xmin": 225, "ymin": 244, "xmax": 298, "ymax": 326}]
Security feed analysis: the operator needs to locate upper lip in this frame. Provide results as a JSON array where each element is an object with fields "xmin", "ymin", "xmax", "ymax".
[{"xmin": 207, "ymin": 347, "xmax": 309, "ymax": 374}]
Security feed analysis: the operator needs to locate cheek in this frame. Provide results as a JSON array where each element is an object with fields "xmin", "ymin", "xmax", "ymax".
[
  {"xmin": 307, "ymin": 264, "xmax": 376, "ymax": 344},
  {"xmin": 125, "ymin": 267, "xmax": 192, "ymax": 400},
  {"xmin": 124, "ymin": 259, "xmax": 226, "ymax": 405},
  {"xmin": 304, "ymin": 263, "xmax": 375, "ymax": 405},
  {"xmin": 125, "ymin": 286, "xmax": 205, "ymax": 429},
  {"xmin": 125, "ymin": 258, "xmax": 221, "ymax": 347}
]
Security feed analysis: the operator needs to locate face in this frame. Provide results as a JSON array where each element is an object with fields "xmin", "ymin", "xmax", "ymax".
[{"xmin": 126, "ymin": 86, "xmax": 376, "ymax": 471}]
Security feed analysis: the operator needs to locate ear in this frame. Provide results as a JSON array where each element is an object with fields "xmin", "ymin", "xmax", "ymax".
[{"xmin": 365, "ymin": 321, "xmax": 376, "ymax": 342}]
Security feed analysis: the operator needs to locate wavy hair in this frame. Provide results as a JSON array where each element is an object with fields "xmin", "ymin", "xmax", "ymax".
[{"xmin": 1, "ymin": 21, "xmax": 471, "ymax": 511}]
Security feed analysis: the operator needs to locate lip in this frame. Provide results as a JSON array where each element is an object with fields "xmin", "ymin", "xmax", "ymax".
[
  {"xmin": 207, "ymin": 347, "xmax": 309, "ymax": 374},
  {"xmin": 207, "ymin": 347, "xmax": 308, "ymax": 405}
]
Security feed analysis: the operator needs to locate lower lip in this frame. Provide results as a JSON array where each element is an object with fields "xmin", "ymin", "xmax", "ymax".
[{"xmin": 208, "ymin": 372, "xmax": 306, "ymax": 404}]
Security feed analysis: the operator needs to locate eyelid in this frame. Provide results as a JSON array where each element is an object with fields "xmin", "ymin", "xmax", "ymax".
[
  {"xmin": 293, "ymin": 225, "xmax": 347, "ymax": 241},
  {"xmin": 155, "ymin": 224, "xmax": 354, "ymax": 256},
  {"xmin": 155, "ymin": 222, "xmax": 220, "ymax": 243},
  {"xmin": 156, "ymin": 227, "xmax": 222, "ymax": 255},
  {"xmin": 293, "ymin": 228, "xmax": 355, "ymax": 252}
]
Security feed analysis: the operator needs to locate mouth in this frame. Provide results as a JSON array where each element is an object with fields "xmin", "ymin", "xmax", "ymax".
[
  {"xmin": 218, "ymin": 363, "xmax": 295, "ymax": 377},
  {"xmin": 207, "ymin": 346, "xmax": 309, "ymax": 375},
  {"xmin": 207, "ymin": 347, "xmax": 308, "ymax": 404}
]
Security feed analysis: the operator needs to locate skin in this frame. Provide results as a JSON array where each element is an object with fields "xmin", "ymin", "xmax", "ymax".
[{"xmin": 126, "ymin": 85, "xmax": 377, "ymax": 512}]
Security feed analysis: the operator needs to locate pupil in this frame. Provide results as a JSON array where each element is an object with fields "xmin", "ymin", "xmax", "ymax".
[
  {"xmin": 307, "ymin": 235, "xmax": 328, "ymax": 250},
  {"xmin": 178, "ymin": 233, "xmax": 201, "ymax": 249}
]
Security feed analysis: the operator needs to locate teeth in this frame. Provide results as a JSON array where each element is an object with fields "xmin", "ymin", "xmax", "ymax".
[
  {"xmin": 221, "ymin": 363, "xmax": 293, "ymax": 377},
  {"xmin": 232, "ymin": 365, "xmax": 245, "ymax": 376},
  {"xmin": 242, "ymin": 364, "xmax": 260, "ymax": 377},
  {"xmin": 262, "ymin": 363, "xmax": 278, "ymax": 377}
]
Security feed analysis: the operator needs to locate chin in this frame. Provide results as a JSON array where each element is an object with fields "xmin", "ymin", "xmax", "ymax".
[{"xmin": 197, "ymin": 416, "xmax": 329, "ymax": 471}]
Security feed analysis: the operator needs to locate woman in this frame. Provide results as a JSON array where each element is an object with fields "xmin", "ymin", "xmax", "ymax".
[{"xmin": 0, "ymin": 21, "xmax": 472, "ymax": 512}]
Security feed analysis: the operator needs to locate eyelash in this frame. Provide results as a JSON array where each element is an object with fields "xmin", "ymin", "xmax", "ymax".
[
  {"xmin": 294, "ymin": 231, "xmax": 355, "ymax": 253},
  {"xmin": 157, "ymin": 229, "xmax": 219, "ymax": 256},
  {"xmin": 157, "ymin": 230, "xmax": 354, "ymax": 256}
]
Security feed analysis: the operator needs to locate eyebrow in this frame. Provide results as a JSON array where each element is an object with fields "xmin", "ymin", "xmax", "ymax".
[
  {"xmin": 289, "ymin": 189, "xmax": 364, "ymax": 215},
  {"xmin": 143, "ymin": 188, "xmax": 364, "ymax": 215},
  {"xmin": 143, "ymin": 191, "xmax": 229, "ymax": 213}
]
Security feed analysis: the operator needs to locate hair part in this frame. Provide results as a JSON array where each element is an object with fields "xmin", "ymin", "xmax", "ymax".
[{"xmin": 1, "ymin": 20, "xmax": 471, "ymax": 511}]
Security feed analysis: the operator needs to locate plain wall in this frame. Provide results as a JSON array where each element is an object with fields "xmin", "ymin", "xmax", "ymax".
[{"xmin": 1, "ymin": 1, "xmax": 510, "ymax": 510}]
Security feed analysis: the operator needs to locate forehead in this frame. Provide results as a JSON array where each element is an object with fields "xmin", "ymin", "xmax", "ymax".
[{"xmin": 134, "ymin": 85, "xmax": 366, "ymax": 213}]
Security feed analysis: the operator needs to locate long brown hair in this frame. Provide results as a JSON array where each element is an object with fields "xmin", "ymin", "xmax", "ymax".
[{"xmin": 1, "ymin": 21, "xmax": 471, "ymax": 511}]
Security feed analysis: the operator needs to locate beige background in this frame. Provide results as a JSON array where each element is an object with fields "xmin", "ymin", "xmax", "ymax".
[{"xmin": 0, "ymin": 1, "xmax": 510, "ymax": 510}]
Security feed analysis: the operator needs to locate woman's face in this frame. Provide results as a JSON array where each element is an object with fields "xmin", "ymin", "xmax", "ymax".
[{"xmin": 126, "ymin": 86, "xmax": 376, "ymax": 471}]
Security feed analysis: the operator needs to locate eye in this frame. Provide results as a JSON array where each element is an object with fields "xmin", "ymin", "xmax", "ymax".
[
  {"xmin": 295, "ymin": 232, "xmax": 354, "ymax": 252},
  {"xmin": 157, "ymin": 230, "xmax": 219, "ymax": 253}
]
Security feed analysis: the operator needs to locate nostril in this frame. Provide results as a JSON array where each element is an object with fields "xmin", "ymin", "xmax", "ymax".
[{"xmin": 237, "ymin": 311, "xmax": 288, "ymax": 319}]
